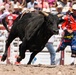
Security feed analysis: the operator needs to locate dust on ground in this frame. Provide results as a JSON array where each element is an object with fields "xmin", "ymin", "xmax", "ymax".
[{"xmin": 0, "ymin": 64, "xmax": 76, "ymax": 75}]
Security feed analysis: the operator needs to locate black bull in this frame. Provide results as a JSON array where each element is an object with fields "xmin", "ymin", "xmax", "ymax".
[{"xmin": 1, "ymin": 11, "xmax": 62, "ymax": 64}]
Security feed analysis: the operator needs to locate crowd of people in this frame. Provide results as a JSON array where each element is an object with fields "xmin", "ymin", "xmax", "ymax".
[{"xmin": 0, "ymin": 0, "xmax": 76, "ymax": 65}]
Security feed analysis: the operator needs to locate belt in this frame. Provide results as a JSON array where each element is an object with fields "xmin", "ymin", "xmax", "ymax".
[
  {"xmin": 64, "ymin": 35, "xmax": 73, "ymax": 39},
  {"xmin": 64, "ymin": 40, "xmax": 71, "ymax": 42}
]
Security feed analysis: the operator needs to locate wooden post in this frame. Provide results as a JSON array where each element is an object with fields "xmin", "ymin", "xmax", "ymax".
[
  {"xmin": 7, "ymin": 47, "xmax": 10, "ymax": 64},
  {"xmin": 60, "ymin": 51, "xmax": 64, "ymax": 65},
  {"xmin": 42, "ymin": 0, "xmax": 44, "ymax": 9}
]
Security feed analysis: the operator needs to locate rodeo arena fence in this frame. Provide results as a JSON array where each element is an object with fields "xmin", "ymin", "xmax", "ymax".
[{"xmin": 0, "ymin": 24, "xmax": 76, "ymax": 65}]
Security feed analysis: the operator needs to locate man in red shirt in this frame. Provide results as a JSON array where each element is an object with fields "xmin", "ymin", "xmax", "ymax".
[{"xmin": 56, "ymin": 3, "xmax": 76, "ymax": 65}]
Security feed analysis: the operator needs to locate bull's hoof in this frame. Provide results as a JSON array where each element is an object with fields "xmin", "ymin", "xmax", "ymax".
[
  {"xmin": 27, "ymin": 62, "xmax": 31, "ymax": 65},
  {"xmin": 17, "ymin": 56, "xmax": 22, "ymax": 63},
  {"xmin": 1, "ymin": 55, "xmax": 7, "ymax": 61},
  {"xmin": 15, "ymin": 62, "xmax": 20, "ymax": 65}
]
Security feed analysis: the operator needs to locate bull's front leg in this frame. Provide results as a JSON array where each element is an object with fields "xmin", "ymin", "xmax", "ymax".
[
  {"xmin": 27, "ymin": 51, "xmax": 40, "ymax": 64},
  {"xmin": 1, "ymin": 52, "xmax": 7, "ymax": 61}
]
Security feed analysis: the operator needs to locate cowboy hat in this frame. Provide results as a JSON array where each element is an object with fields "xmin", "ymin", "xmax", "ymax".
[
  {"xmin": 0, "ymin": 6, "xmax": 5, "ymax": 11},
  {"xmin": 72, "ymin": 4, "xmax": 76, "ymax": 10},
  {"xmin": 14, "ymin": 4, "xmax": 19, "ymax": 9}
]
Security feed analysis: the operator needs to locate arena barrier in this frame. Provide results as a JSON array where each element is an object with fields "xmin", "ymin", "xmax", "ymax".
[{"xmin": 0, "ymin": 28, "xmax": 76, "ymax": 65}]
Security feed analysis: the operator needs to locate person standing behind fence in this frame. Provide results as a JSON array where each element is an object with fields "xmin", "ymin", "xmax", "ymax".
[{"xmin": 46, "ymin": 35, "xmax": 56, "ymax": 65}]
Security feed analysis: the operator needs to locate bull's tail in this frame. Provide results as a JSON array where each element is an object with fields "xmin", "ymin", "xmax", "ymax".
[{"xmin": 2, "ymin": 18, "xmax": 10, "ymax": 32}]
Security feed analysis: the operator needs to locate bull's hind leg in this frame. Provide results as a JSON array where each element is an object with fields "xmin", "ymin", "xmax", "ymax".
[
  {"xmin": 27, "ymin": 51, "xmax": 40, "ymax": 64},
  {"xmin": 16, "ymin": 41, "xmax": 27, "ymax": 63},
  {"xmin": 16, "ymin": 43, "xmax": 26, "ymax": 63},
  {"xmin": 1, "ymin": 32, "xmax": 17, "ymax": 61}
]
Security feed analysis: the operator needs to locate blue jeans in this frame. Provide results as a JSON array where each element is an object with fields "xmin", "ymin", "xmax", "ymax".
[{"xmin": 46, "ymin": 42, "xmax": 56, "ymax": 65}]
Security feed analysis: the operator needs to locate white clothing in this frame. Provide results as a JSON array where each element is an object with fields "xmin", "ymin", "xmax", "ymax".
[
  {"xmin": 48, "ymin": 35, "xmax": 56, "ymax": 43},
  {"xmin": 0, "ymin": 0, "xmax": 3, "ymax": 3},
  {"xmin": 27, "ymin": 1, "xmax": 38, "ymax": 8},
  {"xmin": 0, "ymin": 11, "xmax": 10, "ymax": 21}
]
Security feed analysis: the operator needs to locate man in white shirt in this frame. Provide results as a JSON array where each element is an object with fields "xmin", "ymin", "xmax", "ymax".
[
  {"xmin": 46, "ymin": 35, "xmax": 56, "ymax": 65},
  {"xmin": 27, "ymin": 0, "xmax": 38, "ymax": 9}
]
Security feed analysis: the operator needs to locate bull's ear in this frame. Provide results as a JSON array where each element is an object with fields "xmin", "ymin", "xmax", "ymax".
[{"xmin": 39, "ymin": 10, "xmax": 49, "ymax": 16}]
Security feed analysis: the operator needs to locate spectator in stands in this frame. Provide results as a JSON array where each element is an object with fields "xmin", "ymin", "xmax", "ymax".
[
  {"xmin": 13, "ymin": 4, "xmax": 22, "ymax": 15},
  {"xmin": 56, "ymin": 4, "xmax": 63, "ymax": 14},
  {"xmin": 27, "ymin": 0, "xmax": 38, "ymax": 9},
  {"xmin": 56, "ymin": 3, "xmax": 76, "ymax": 65},
  {"xmin": 0, "ymin": 6, "xmax": 10, "ymax": 21},
  {"xmin": 0, "ymin": 0, "xmax": 3, "ymax": 3},
  {"xmin": 50, "ymin": 1, "xmax": 57, "ymax": 15},
  {"xmin": 2, "ymin": 0, "xmax": 10, "ymax": 12},
  {"xmin": 12, "ymin": 0, "xmax": 26, "ymax": 6},
  {"xmin": 26, "ymin": 0, "xmax": 31, "ymax": 3},
  {"xmin": 47, "ymin": 0, "xmax": 57, "ymax": 8},
  {"xmin": 37, "ymin": 0, "xmax": 50, "ymax": 10},
  {"xmin": 56, "ymin": 4, "xmax": 66, "ymax": 20},
  {"xmin": 0, "ymin": 5, "xmax": 11, "ymax": 31},
  {"xmin": 57, "ymin": 0, "xmax": 71, "ymax": 7},
  {"xmin": 21, "ymin": 0, "xmax": 26, "ymax": 7}
]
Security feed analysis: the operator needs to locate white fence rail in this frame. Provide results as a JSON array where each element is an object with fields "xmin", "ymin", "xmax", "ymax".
[{"xmin": 0, "ymin": 30, "xmax": 75, "ymax": 65}]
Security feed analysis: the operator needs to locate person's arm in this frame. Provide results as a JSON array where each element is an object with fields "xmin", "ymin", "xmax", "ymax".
[
  {"xmin": 61, "ymin": 21, "xmax": 67, "ymax": 30},
  {"xmin": 21, "ymin": 0, "xmax": 26, "ymax": 6},
  {"xmin": 45, "ymin": 2, "xmax": 50, "ymax": 9},
  {"xmin": 0, "ymin": 12, "xmax": 10, "ymax": 20}
]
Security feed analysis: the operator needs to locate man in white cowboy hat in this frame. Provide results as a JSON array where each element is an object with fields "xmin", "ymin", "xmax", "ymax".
[
  {"xmin": 56, "ymin": 4, "xmax": 63, "ymax": 14},
  {"xmin": 13, "ymin": 4, "xmax": 22, "ymax": 15},
  {"xmin": 71, "ymin": 3, "xmax": 76, "ymax": 14}
]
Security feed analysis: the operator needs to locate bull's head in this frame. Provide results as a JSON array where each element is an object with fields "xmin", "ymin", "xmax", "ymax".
[
  {"xmin": 39, "ymin": 11, "xmax": 58, "ymax": 34},
  {"xmin": 39, "ymin": 11, "xmax": 65, "ymax": 34}
]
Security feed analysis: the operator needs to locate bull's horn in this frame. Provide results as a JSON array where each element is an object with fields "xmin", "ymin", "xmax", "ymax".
[
  {"xmin": 39, "ymin": 10, "xmax": 49, "ymax": 16},
  {"xmin": 57, "ymin": 14, "xmax": 64, "ymax": 18}
]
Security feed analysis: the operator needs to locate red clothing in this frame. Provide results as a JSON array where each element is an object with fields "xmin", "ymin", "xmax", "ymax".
[
  {"xmin": 6, "ymin": 14, "xmax": 18, "ymax": 27},
  {"xmin": 38, "ymin": 2, "xmax": 49, "ymax": 9},
  {"xmin": 61, "ymin": 15, "xmax": 76, "ymax": 31}
]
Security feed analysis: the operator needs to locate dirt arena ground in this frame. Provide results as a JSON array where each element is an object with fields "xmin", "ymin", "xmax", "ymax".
[{"xmin": 0, "ymin": 64, "xmax": 76, "ymax": 75}]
